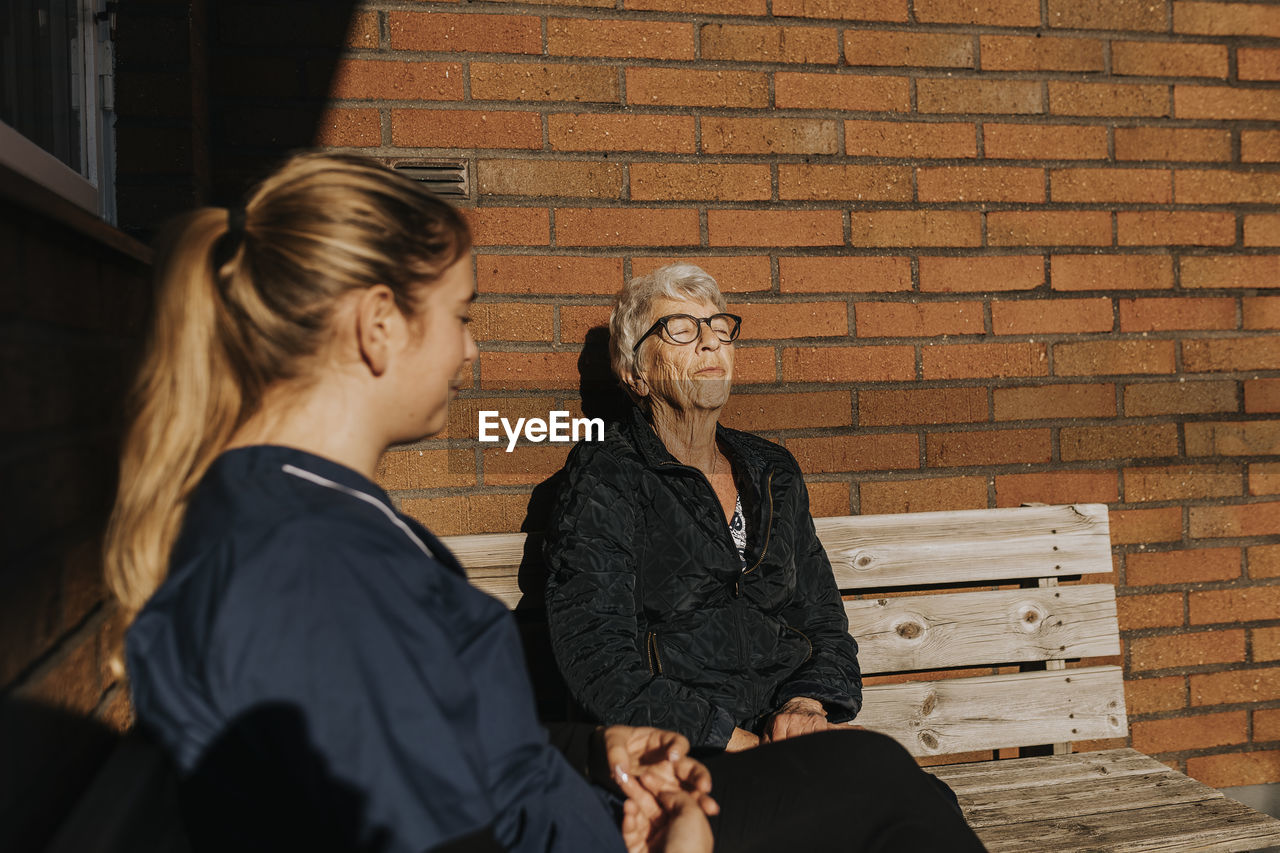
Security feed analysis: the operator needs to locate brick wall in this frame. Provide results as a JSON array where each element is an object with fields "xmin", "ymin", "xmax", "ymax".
[{"xmin": 235, "ymin": 0, "xmax": 1280, "ymax": 786}]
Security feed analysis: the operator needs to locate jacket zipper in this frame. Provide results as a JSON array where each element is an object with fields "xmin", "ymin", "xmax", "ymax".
[{"xmin": 646, "ymin": 631, "xmax": 663, "ymax": 675}]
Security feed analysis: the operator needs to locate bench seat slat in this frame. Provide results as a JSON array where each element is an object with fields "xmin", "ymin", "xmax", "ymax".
[
  {"xmin": 927, "ymin": 748, "xmax": 1169, "ymax": 792},
  {"xmin": 849, "ymin": 584, "xmax": 1120, "ymax": 674},
  {"xmin": 857, "ymin": 665, "xmax": 1127, "ymax": 757}
]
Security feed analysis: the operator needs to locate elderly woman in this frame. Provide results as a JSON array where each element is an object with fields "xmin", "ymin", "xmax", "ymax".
[{"xmin": 544, "ymin": 263, "xmax": 860, "ymax": 751}]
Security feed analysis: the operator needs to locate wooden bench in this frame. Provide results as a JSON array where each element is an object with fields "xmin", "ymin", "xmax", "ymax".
[
  {"xmin": 449, "ymin": 502, "xmax": 1280, "ymax": 852},
  {"xmin": 47, "ymin": 502, "xmax": 1280, "ymax": 852}
]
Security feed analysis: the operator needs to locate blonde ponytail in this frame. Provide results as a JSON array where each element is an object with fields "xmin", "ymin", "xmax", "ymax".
[{"xmin": 104, "ymin": 153, "xmax": 470, "ymax": 615}]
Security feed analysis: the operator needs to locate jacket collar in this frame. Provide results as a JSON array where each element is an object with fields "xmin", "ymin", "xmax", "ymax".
[{"xmin": 622, "ymin": 404, "xmax": 768, "ymax": 480}]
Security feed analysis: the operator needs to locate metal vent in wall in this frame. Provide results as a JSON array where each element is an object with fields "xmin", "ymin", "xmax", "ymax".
[{"xmin": 388, "ymin": 158, "xmax": 469, "ymax": 199}]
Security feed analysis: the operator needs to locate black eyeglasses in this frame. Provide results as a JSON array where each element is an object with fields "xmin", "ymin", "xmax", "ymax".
[{"xmin": 633, "ymin": 313, "xmax": 742, "ymax": 352}]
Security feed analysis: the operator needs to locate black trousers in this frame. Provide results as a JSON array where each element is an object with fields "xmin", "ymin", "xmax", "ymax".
[{"xmin": 700, "ymin": 729, "xmax": 988, "ymax": 853}]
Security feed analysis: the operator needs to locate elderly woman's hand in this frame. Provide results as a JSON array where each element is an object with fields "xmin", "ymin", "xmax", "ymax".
[
  {"xmin": 765, "ymin": 697, "xmax": 832, "ymax": 743},
  {"xmin": 601, "ymin": 725, "xmax": 719, "ymax": 821}
]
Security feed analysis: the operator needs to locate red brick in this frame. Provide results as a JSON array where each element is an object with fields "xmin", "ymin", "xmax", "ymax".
[
  {"xmin": 1119, "ymin": 212, "xmax": 1235, "ymax": 247},
  {"xmin": 721, "ymin": 391, "xmax": 853, "ymax": 432},
  {"xmin": 983, "ymin": 124, "xmax": 1108, "ymax": 160},
  {"xmin": 859, "ymin": 387, "xmax": 987, "ymax": 425},
  {"xmin": 391, "ymin": 109, "xmax": 542, "ymax": 149},
  {"xmin": 808, "ymin": 481, "xmax": 853, "ymax": 518},
  {"xmin": 376, "ymin": 449, "xmax": 476, "ymax": 490},
  {"xmin": 927, "ymin": 428, "xmax": 1052, "ymax": 467},
  {"xmin": 388, "ymin": 12, "xmax": 541, "ymax": 53},
  {"xmin": 781, "ymin": 346, "xmax": 916, "ymax": 382},
  {"xmin": 1054, "ymin": 340, "xmax": 1176, "ymax": 376},
  {"xmin": 1245, "ymin": 215, "xmax": 1280, "ymax": 248},
  {"xmin": 918, "ymin": 166, "xmax": 1044, "ymax": 203},
  {"xmin": 851, "ymin": 211, "xmax": 983, "ymax": 247},
  {"xmin": 631, "ymin": 163, "xmax": 771, "ymax": 201},
  {"xmin": 1190, "ymin": 502, "xmax": 1280, "ymax": 539},
  {"xmin": 1176, "ymin": 170, "xmax": 1280, "ymax": 204},
  {"xmin": 1246, "ymin": 379, "xmax": 1280, "ymax": 414},
  {"xmin": 1174, "ymin": 2, "xmax": 1280, "ymax": 38},
  {"xmin": 923, "ymin": 342, "xmax": 1048, "ymax": 379},
  {"xmin": 477, "ymin": 160, "xmax": 623, "ymax": 199},
  {"xmin": 701, "ymin": 23, "xmax": 838, "ymax": 64},
  {"xmin": 918, "ymin": 79, "xmax": 1043, "ymax": 114},
  {"xmin": 1125, "ymin": 676, "xmax": 1187, "ymax": 715},
  {"xmin": 988, "ymin": 212, "xmax": 1112, "ymax": 247},
  {"xmin": 347, "ymin": 10, "xmax": 379, "ymax": 48},
  {"xmin": 1131, "ymin": 709, "xmax": 1247, "ymax": 752},
  {"xmin": 1124, "ymin": 381, "xmax": 1239, "ymax": 417},
  {"xmin": 625, "ymin": 0, "xmax": 766, "ymax": 12},
  {"xmin": 774, "ymin": 0, "xmax": 907, "ymax": 20},
  {"xmin": 555, "ymin": 207, "xmax": 699, "ymax": 247},
  {"xmin": 558, "ymin": 305, "xmax": 612, "ymax": 343},
  {"xmin": 1188, "ymin": 421, "xmax": 1280, "ymax": 458},
  {"xmin": 779, "ymin": 164, "xmax": 911, "ymax": 201},
  {"xmin": 1124, "ymin": 464, "xmax": 1243, "ymax": 502},
  {"xmin": 918, "ymin": 255, "xmax": 1045, "ymax": 292},
  {"xmin": 844, "ymin": 30, "xmax": 973, "ymax": 68},
  {"xmin": 780, "ymin": 257, "xmax": 912, "ymax": 293},
  {"xmin": 1252, "ymin": 544, "xmax": 1280, "ymax": 578},
  {"xmin": 1049, "ymin": 82, "xmax": 1169, "ymax": 117},
  {"xmin": 1257, "ymin": 706, "xmax": 1280, "ymax": 737},
  {"xmin": 709, "ymin": 210, "xmax": 844, "ymax": 247},
  {"xmin": 1051, "ymin": 168, "xmax": 1171, "ymax": 204},
  {"xmin": 471, "ymin": 63, "xmax": 619, "ymax": 103},
  {"xmin": 732, "ymin": 347, "xmax": 780, "ymax": 384},
  {"xmin": 1244, "ymin": 296, "xmax": 1280, "ymax": 329},
  {"xmin": 1184, "ymin": 337, "xmax": 1280, "ymax": 373},
  {"xmin": 440, "ymin": 397, "xmax": 560, "ymax": 442},
  {"xmin": 313, "ymin": 109, "xmax": 380, "ymax": 147},
  {"xmin": 845, "ymin": 120, "xmax": 976, "ymax": 158},
  {"xmin": 993, "ymin": 383, "xmax": 1116, "ymax": 421},
  {"xmin": 1115, "ymin": 127, "xmax": 1232, "ymax": 163},
  {"xmin": 1192, "ymin": 588, "xmax": 1280, "ymax": 626},
  {"xmin": 788, "ymin": 434, "xmax": 920, "ymax": 473},
  {"xmin": 994, "ymin": 470, "xmax": 1119, "ymax": 506},
  {"xmin": 466, "ymin": 207, "xmax": 550, "ymax": 246},
  {"xmin": 547, "ymin": 18, "xmax": 696, "ymax": 60},
  {"xmin": 401, "ymin": 493, "xmax": 531, "ymax": 536},
  {"xmin": 632, "ymin": 256, "xmax": 773, "ymax": 294},
  {"xmin": 859, "ymin": 476, "xmax": 989, "ymax": 514},
  {"xmin": 479, "ymin": 351, "xmax": 581, "ymax": 390},
  {"xmin": 627, "ymin": 68, "xmax": 768, "ymax": 108},
  {"xmin": 1186, "ymin": 750, "xmax": 1280, "ymax": 789},
  {"xmin": 327, "ymin": 60, "xmax": 462, "ymax": 101},
  {"xmin": 1131, "ymin": 548, "xmax": 1239, "ymax": 589},
  {"xmin": 1048, "ymin": 0, "xmax": 1168, "ymax": 30},
  {"xmin": 1241, "ymin": 48, "xmax": 1280, "ymax": 82},
  {"xmin": 702, "ymin": 117, "xmax": 840, "ymax": 155},
  {"xmin": 857, "ymin": 301, "xmax": 985, "ymax": 337},
  {"xmin": 1116, "ymin": 593, "xmax": 1185, "ymax": 631},
  {"xmin": 773, "ymin": 73, "xmax": 909, "ymax": 111},
  {"xmin": 728, "ymin": 301, "xmax": 848, "ymax": 339},
  {"xmin": 1176, "ymin": 86, "xmax": 1280, "ymax": 121},
  {"xmin": 1182, "ymin": 256, "xmax": 1280, "ymax": 290},
  {"xmin": 1111, "ymin": 507, "xmax": 1184, "ymax": 545},
  {"xmin": 1118, "ymin": 297, "xmax": 1236, "ymax": 332},
  {"xmin": 981, "ymin": 35, "xmax": 1104, "ymax": 72},
  {"xmin": 914, "ymin": 0, "xmax": 1040, "ymax": 26},
  {"xmin": 476, "ymin": 256, "xmax": 624, "ymax": 295},
  {"xmin": 1130, "ymin": 631, "xmax": 1247, "ymax": 673},
  {"xmin": 991, "ymin": 297, "xmax": 1113, "ymax": 334},
  {"xmin": 1243, "ymin": 130, "xmax": 1280, "ymax": 164},
  {"xmin": 469, "ymin": 302, "xmax": 554, "ymax": 343},
  {"xmin": 483, "ymin": 445, "xmax": 574, "ymax": 486},
  {"xmin": 1060, "ymin": 423, "xmax": 1180, "ymax": 461},
  {"xmin": 1053, "ymin": 255, "xmax": 1174, "ymax": 291},
  {"xmin": 549, "ymin": 113, "xmax": 696, "ymax": 153},
  {"xmin": 1111, "ymin": 41, "xmax": 1227, "ymax": 77},
  {"xmin": 1251, "ymin": 463, "xmax": 1280, "ymax": 497}
]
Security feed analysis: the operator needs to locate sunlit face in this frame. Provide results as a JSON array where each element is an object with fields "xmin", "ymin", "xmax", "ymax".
[
  {"xmin": 631, "ymin": 296, "xmax": 735, "ymax": 414},
  {"xmin": 395, "ymin": 257, "xmax": 478, "ymax": 440}
]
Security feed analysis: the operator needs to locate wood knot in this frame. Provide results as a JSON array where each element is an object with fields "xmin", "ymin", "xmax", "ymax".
[
  {"xmin": 920, "ymin": 731, "xmax": 939, "ymax": 751},
  {"xmin": 1023, "ymin": 609, "xmax": 1040, "ymax": 624},
  {"xmin": 896, "ymin": 621, "xmax": 923, "ymax": 640},
  {"xmin": 921, "ymin": 692, "xmax": 938, "ymax": 717},
  {"xmin": 855, "ymin": 553, "xmax": 874, "ymax": 569}
]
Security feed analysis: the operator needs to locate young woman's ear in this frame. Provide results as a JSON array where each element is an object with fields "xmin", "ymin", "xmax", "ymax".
[{"xmin": 353, "ymin": 285, "xmax": 400, "ymax": 376}]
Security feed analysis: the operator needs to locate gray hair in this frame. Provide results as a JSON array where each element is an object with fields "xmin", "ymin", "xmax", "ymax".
[{"xmin": 609, "ymin": 262, "xmax": 728, "ymax": 383}]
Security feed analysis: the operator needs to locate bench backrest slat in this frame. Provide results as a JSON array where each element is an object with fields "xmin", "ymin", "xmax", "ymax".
[{"xmin": 849, "ymin": 584, "xmax": 1120, "ymax": 675}]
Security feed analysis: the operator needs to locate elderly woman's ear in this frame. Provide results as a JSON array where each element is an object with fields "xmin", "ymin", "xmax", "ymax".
[{"xmin": 622, "ymin": 365, "xmax": 650, "ymax": 400}]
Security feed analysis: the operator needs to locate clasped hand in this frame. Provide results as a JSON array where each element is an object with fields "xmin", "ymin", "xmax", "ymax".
[{"xmin": 600, "ymin": 725, "xmax": 718, "ymax": 853}]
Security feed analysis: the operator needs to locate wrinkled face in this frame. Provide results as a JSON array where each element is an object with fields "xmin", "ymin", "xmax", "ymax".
[
  {"xmin": 397, "ymin": 257, "xmax": 478, "ymax": 439},
  {"xmin": 630, "ymin": 296, "xmax": 735, "ymax": 414}
]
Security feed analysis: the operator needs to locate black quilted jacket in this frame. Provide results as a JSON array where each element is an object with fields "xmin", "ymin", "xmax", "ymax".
[{"xmin": 544, "ymin": 406, "xmax": 862, "ymax": 749}]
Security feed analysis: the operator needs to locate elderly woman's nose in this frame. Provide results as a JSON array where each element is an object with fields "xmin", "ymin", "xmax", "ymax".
[{"xmin": 696, "ymin": 321, "xmax": 722, "ymax": 349}]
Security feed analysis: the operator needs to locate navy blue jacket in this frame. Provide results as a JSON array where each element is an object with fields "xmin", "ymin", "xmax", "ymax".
[{"xmin": 128, "ymin": 446, "xmax": 623, "ymax": 853}]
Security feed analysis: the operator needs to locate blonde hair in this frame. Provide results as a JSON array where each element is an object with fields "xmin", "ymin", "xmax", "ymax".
[{"xmin": 104, "ymin": 152, "xmax": 470, "ymax": 614}]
